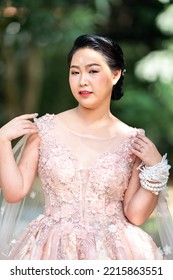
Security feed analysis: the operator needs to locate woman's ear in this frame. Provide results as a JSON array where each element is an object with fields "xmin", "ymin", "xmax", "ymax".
[{"xmin": 112, "ymin": 69, "xmax": 121, "ymax": 86}]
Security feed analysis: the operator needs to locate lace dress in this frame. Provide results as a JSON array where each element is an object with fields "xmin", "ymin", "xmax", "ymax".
[{"xmin": 9, "ymin": 114, "xmax": 163, "ymax": 260}]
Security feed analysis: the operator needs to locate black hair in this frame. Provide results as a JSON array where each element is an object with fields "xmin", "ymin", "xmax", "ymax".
[{"xmin": 68, "ymin": 34, "xmax": 126, "ymax": 100}]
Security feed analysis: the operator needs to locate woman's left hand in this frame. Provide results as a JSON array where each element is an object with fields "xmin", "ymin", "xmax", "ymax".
[{"xmin": 131, "ymin": 133, "xmax": 162, "ymax": 166}]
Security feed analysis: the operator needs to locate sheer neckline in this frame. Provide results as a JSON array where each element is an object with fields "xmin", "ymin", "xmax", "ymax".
[
  {"xmin": 35, "ymin": 113, "xmax": 139, "ymax": 170},
  {"xmin": 54, "ymin": 114, "xmax": 133, "ymax": 141}
]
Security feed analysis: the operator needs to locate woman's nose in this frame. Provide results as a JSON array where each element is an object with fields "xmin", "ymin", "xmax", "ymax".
[{"xmin": 80, "ymin": 74, "xmax": 88, "ymax": 86}]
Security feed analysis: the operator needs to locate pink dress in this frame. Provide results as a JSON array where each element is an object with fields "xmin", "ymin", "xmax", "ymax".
[{"xmin": 9, "ymin": 114, "xmax": 163, "ymax": 260}]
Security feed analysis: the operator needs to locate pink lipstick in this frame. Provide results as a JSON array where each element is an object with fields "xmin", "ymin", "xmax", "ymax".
[{"xmin": 79, "ymin": 91, "xmax": 92, "ymax": 97}]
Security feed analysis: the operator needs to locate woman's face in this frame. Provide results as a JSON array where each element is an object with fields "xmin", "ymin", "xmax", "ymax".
[{"xmin": 69, "ymin": 48, "xmax": 121, "ymax": 109}]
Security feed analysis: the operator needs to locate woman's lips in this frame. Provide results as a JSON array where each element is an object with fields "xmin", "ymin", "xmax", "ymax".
[{"xmin": 79, "ymin": 91, "xmax": 92, "ymax": 96}]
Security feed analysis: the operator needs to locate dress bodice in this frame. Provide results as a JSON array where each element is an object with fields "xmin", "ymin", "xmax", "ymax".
[{"xmin": 35, "ymin": 114, "xmax": 141, "ymax": 229}]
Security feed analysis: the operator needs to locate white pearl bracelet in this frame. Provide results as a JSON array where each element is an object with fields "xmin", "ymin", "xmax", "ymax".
[{"xmin": 137, "ymin": 154, "xmax": 171, "ymax": 195}]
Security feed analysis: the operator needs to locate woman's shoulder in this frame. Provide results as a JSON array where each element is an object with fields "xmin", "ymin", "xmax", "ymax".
[
  {"xmin": 34, "ymin": 110, "xmax": 73, "ymax": 134},
  {"xmin": 54, "ymin": 109, "xmax": 76, "ymax": 123},
  {"xmin": 112, "ymin": 117, "xmax": 145, "ymax": 139}
]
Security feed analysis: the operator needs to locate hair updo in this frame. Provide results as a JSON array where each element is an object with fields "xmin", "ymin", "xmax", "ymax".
[{"xmin": 67, "ymin": 34, "xmax": 126, "ymax": 100}]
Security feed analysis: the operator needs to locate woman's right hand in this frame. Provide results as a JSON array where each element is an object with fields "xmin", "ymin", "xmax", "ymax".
[{"xmin": 0, "ymin": 113, "xmax": 38, "ymax": 143}]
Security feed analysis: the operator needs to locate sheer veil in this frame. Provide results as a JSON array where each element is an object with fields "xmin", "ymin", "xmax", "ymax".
[
  {"xmin": 156, "ymin": 188, "xmax": 173, "ymax": 259},
  {"xmin": 0, "ymin": 134, "xmax": 173, "ymax": 259},
  {"xmin": 0, "ymin": 135, "xmax": 44, "ymax": 259}
]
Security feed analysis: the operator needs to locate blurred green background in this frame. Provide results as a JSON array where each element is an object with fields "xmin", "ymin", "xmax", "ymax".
[{"xmin": 0, "ymin": 0, "xmax": 173, "ymax": 246}]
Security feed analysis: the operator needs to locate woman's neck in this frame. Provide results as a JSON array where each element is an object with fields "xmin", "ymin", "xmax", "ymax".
[{"xmin": 74, "ymin": 105, "xmax": 114, "ymax": 128}]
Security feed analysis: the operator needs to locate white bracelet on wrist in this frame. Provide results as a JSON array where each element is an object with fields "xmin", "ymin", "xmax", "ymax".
[{"xmin": 137, "ymin": 154, "xmax": 171, "ymax": 195}]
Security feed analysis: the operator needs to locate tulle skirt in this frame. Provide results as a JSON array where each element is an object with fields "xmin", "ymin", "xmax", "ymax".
[{"xmin": 7, "ymin": 214, "xmax": 163, "ymax": 260}]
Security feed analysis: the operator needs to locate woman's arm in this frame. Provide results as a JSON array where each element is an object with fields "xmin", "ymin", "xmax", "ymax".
[
  {"xmin": 0, "ymin": 114, "xmax": 40, "ymax": 203},
  {"xmin": 123, "ymin": 133, "xmax": 162, "ymax": 226}
]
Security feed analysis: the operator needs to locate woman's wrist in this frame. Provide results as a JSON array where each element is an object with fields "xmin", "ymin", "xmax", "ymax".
[
  {"xmin": 145, "ymin": 154, "xmax": 162, "ymax": 167},
  {"xmin": 137, "ymin": 154, "xmax": 171, "ymax": 195}
]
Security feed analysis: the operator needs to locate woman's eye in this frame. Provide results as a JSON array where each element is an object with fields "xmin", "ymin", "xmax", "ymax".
[
  {"xmin": 89, "ymin": 70, "xmax": 98, "ymax": 74},
  {"xmin": 71, "ymin": 71, "xmax": 79, "ymax": 75}
]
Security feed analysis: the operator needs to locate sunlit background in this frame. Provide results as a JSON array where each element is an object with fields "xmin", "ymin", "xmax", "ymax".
[{"xmin": 0, "ymin": 0, "xmax": 173, "ymax": 240}]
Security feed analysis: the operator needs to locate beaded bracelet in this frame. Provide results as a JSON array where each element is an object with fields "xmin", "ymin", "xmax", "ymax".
[{"xmin": 137, "ymin": 154, "xmax": 171, "ymax": 195}]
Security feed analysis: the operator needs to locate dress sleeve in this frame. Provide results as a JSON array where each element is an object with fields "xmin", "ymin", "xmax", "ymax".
[
  {"xmin": 136, "ymin": 128, "xmax": 145, "ymax": 136},
  {"xmin": 34, "ymin": 114, "xmax": 55, "ymax": 138}
]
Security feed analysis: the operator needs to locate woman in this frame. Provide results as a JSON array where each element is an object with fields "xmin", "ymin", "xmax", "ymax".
[{"xmin": 0, "ymin": 34, "xmax": 172, "ymax": 259}]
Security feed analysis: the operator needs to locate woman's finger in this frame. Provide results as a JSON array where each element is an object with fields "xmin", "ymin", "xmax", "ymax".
[
  {"xmin": 17, "ymin": 113, "xmax": 38, "ymax": 120},
  {"xmin": 135, "ymin": 134, "xmax": 150, "ymax": 144}
]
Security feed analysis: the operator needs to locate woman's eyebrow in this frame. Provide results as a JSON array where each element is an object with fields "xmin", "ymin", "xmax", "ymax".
[
  {"xmin": 87, "ymin": 63, "xmax": 101, "ymax": 67},
  {"xmin": 70, "ymin": 63, "xmax": 101, "ymax": 69}
]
